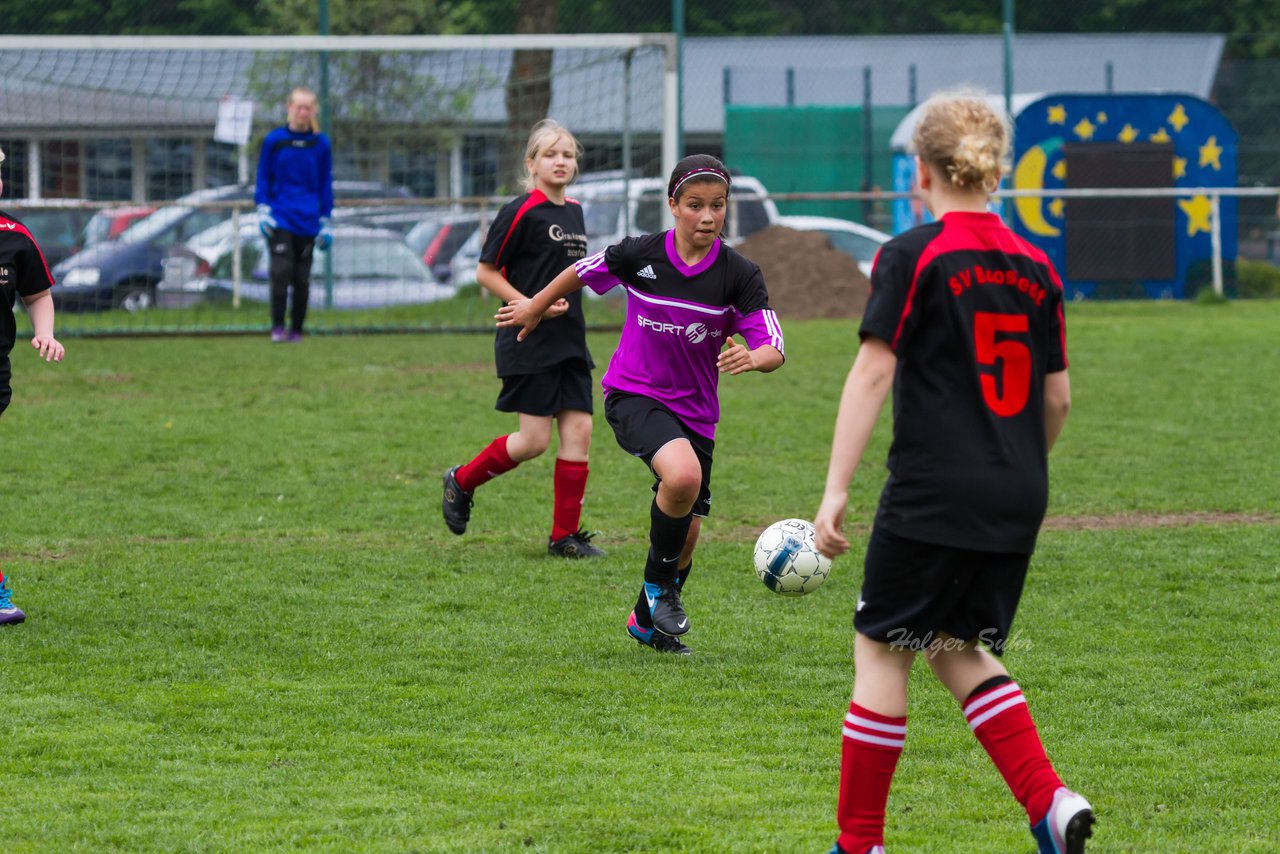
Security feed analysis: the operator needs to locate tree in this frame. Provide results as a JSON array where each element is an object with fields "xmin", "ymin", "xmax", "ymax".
[{"xmin": 502, "ymin": 0, "xmax": 557, "ymax": 193}]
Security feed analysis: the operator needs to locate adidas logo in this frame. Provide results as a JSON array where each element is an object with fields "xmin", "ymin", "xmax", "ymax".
[{"xmin": 637, "ymin": 264, "xmax": 657, "ymax": 280}]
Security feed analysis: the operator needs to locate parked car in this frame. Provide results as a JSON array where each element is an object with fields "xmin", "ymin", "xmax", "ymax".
[
  {"xmin": 571, "ymin": 171, "xmax": 780, "ymax": 254},
  {"xmin": 53, "ymin": 181, "xmax": 412, "ymax": 312},
  {"xmin": 158, "ymin": 220, "xmax": 454, "ymax": 309},
  {"xmin": 404, "ymin": 212, "xmax": 482, "ymax": 284},
  {"xmin": 774, "ymin": 214, "xmax": 890, "ymax": 278},
  {"xmin": 448, "ymin": 174, "xmax": 779, "ymax": 286},
  {"xmin": 3, "ymin": 203, "xmax": 96, "ymax": 268},
  {"xmin": 447, "ymin": 227, "xmax": 484, "ymax": 287},
  {"xmin": 81, "ymin": 205, "xmax": 157, "ymax": 248},
  {"xmin": 333, "ymin": 205, "xmax": 481, "ymax": 283}
]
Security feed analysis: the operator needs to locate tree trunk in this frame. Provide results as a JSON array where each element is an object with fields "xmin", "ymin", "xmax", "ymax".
[{"xmin": 504, "ymin": 0, "xmax": 557, "ymax": 192}]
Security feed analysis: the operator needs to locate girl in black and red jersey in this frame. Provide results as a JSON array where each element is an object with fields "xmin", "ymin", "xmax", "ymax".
[
  {"xmin": 442, "ymin": 120, "xmax": 603, "ymax": 558},
  {"xmin": 813, "ymin": 94, "xmax": 1094, "ymax": 854},
  {"xmin": 496, "ymin": 155, "xmax": 785, "ymax": 655},
  {"xmin": 0, "ymin": 144, "xmax": 66, "ymax": 626}
]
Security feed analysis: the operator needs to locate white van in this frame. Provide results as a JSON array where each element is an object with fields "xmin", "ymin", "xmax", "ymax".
[
  {"xmin": 570, "ymin": 171, "xmax": 780, "ymax": 255},
  {"xmin": 449, "ymin": 172, "xmax": 780, "ymax": 285}
]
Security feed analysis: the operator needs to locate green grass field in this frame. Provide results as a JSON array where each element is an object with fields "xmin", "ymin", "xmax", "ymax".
[{"xmin": 2, "ymin": 300, "xmax": 1278, "ymax": 852}]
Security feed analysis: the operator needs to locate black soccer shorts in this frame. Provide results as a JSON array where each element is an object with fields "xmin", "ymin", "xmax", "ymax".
[
  {"xmin": 854, "ymin": 525, "xmax": 1032, "ymax": 656},
  {"xmin": 495, "ymin": 358, "xmax": 594, "ymax": 417},
  {"xmin": 604, "ymin": 391, "xmax": 715, "ymax": 517}
]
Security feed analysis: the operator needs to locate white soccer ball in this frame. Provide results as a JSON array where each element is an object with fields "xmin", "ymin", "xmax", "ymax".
[{"xmin": 753, "ymin": 518, "xmax": 832, "ymax": 596}]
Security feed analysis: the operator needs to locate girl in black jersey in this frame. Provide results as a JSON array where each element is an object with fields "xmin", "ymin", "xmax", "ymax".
[
  {"xmin": 0, "ymin": 144, "xmax": 66, "ymax": 626},
  {"xmin": 497, "ymin": 155, "xmax": 785, "ymax": 655},
  {"xmin": 442, "ymin": 120, "xmax": 603, "ymax": 559},
  {"xmin": 813, "ymin": 94, "xmax": 1094, "ymax": 854}
]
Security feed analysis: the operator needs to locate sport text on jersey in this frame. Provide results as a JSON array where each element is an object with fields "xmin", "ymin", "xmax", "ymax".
[
  {"xmin": 948, "ymin": 265, "xmax": 1047, "ymax": 307},
  {"xmin": 636, "ymin": 314, "xmax": 724, "ymax": 344}
]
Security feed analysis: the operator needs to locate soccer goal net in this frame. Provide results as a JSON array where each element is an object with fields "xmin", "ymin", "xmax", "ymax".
[{"xmin": 0, "ymin": 35, "xmax": 675, "ymax": 335}]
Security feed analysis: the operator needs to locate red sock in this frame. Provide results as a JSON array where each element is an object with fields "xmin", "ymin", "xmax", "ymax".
[
  {"xmin": 837, "ymin": 702, "xmax": 906, "ymax": 854},
  {"xmin": 456, "ymin": 435, "xmax": 518, "ymax": 492},
  {"xmin": 964, "ymin": 681, "xmax": 1064, "ymax": 824},
  {"xmin": 551, "ymin": 458, "xmax": 589, "ymax": 541}
]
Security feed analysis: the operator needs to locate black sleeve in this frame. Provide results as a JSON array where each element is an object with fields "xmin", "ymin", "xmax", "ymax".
[
  {"xmin": 479, "ymin": 198, "xmax": 523, "ymax": 268},
  {"xmin": 731, "ymin": 258, "xmax": 770, "ymax": 315},
  {"xmin": 1046, "ymin": 279, "xmax": 1068, "ymax": 373},
  {"xmin": 18, "ymin": 236, "xmax": 55, "ymax": 296},
  {"xmin": 600, "ymin": 235, "xmax": 645, "ymax": 282},
  {"xmin": 859, "ymin": 238, "xmax": 921, "ymax": 351}
]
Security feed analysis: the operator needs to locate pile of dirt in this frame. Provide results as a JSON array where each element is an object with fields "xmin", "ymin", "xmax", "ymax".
[{"xmin": 735, "ymin": 226, "xmax": 871, "ymax": 319}]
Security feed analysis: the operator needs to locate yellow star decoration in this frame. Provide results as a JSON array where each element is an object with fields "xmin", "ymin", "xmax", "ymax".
[
  {"xmin": 1096, "ymin": 111, "xmax": 1107, "ymax": 124},
  {"xmin": 1150, "ymin": 128, "xmax": 1171, "ymax": 144},
  {"xmin": 1048, "ymin": 198, "xmax": 1066, "ymax": 219},
  {"xmin": 1052, "ymin": 160, "xmax": 1067, "ymax": 180},
  {"xmin": 1047, "ymin": 104, "xmax": 1067, "ymax": 125},
  {"xmin": 1168, "ymin": 104, "xmax": 1189, "ymax": 133},
  {"xmin": 1174, "ymin": 157, "xmax": 1187, "ymax": 179},
  {"xmin": 1178, "ymin": 195, "xmax": 1213, "ymax": 236},
  {"xmin": 1199, "ymin": 136, "xmax": 1223, "ymax": 171},
  {"xmin": 1073, "ymin": 117, "xmax": 1096, "ymax": 140},
  {"xmin": 1118, "ymin": 124, "xmax": 1140, "ymax": 143}
]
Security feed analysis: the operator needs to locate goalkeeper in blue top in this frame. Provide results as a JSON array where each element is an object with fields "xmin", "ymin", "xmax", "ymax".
[{"xmin": 255, "ymin": 87, "xmax": 334, "ymax": 343}]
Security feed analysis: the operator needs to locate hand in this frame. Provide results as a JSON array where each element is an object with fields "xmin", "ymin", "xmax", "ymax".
[
  {"xmin": 813, "ymin": 492, "xmax": 851, "ymax": 559},
  {"xmin": 495, "ymin": 298, "xmax": 542, "ymax": 342},
  {"xmin": 545, "ymin": 298, "xmax": 570, "ymax": 318},
  {"xmin": 257, "ymin": 205, "xmax": 277, "ymax": 238},
  {"xmin": 717, "ymin": 337, "xmax": 754, "ymax": 374},
  {"xmin": 30, "ymin": 334, "xmax": 65, "ymax": 363},
  {"xmin": 316, "ymin": 217, "xmax": 332, "ymax": 251}
]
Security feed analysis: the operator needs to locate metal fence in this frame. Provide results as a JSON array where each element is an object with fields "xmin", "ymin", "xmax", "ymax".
[{"xmin": 3, "ymin": 29, "xmax": 1280, "ymax": 338}]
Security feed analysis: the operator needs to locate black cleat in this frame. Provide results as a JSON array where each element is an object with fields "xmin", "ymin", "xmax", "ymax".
[
  {"xmin": 547, "ymin": 528, "xmax": 606, "ymax": 558},
  {"xmin": 442, "ymin": 465, "xmax": 473, "ymax": 535},
  {"xmin": 627, "ymin": 611, "xmax": 691, "ymax": 654},
  {"xmin": 642, "ymin": 581, "xmax": 689, "ymax": 636}
]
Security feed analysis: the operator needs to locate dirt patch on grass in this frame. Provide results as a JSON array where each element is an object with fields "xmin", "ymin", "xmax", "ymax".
[
  {"xmin": 1041, "ymin": 511, "xmax": 1278, "ymax": 531},
  {"xmin": 736, "ymin": 226, "xmax": 870, "ymax": 319}
]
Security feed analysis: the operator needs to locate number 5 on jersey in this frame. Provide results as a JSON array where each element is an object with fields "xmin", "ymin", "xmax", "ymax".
[{"xmin": 974, "ymin": 311, "xmax": 1031, "ymax": 417}]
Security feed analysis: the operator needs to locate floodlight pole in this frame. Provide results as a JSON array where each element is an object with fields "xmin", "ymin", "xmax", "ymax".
[
  {"xmin": 319, "ymin": 0, "xmax": 334, "ymax": 309},
  {"xmin": 1002, "ymin": 0, "xmax": 1015, "ymax": 120},
  {"xmin": 673, "ymin": 0, "xmax": 685, "ymax": 159}
]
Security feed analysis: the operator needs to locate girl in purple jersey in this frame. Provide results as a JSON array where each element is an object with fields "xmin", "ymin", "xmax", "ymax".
[
  {"xmin": 812, "ymin": 93, "xmax": 1092, "ymax": 854},
  {"xmin": 497, "ymin": 154, "xmax": 785, "ymax": 655},
  {"xmin": 442, "ymin": 120, "xmax": 603, "ymax": 559}
]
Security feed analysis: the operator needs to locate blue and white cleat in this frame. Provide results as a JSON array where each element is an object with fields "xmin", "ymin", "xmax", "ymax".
[
  {"xmin": 1031, "ymin": 787, "xmax": 1095, "ymax": 854},
  {"xmin": 626, "ymin": 611, "xmax": 690, "ymax": 655},
  {"xmin": 0, "ymin": 575, "xmax": 25, "ymax": 625}
]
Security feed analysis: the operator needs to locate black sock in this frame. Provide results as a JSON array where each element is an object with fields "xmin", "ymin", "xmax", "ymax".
[
  {"xmin": 676, "ymin": 561, "xmax": 693, "ymax": 590},
  {"xmin": 966, "ymin": 674, "xmax": 1013, "ymax": 703},
  {"xmin": 634, "ymin": 585, "xmax": 653, "ymax": 628},
  {"xmin": 642, "ymin": 499, "xmax": 693, "ymax": 586}
]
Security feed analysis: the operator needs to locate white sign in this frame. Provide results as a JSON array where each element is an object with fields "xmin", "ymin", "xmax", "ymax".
[{"xmin": 214, "ymin": 97, "xmax": 255, "ymax": 146}]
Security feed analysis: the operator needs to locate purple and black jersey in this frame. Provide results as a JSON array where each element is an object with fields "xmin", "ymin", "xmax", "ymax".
[
  {"xmin": 0, "ymin": 211, "xmax": 55, "ymax": 414},
  {"xmin": 861, "ymin": 211, "xmax": 1068, "ymax": 554},
  {"xmin": 576, "ymin": 230, "xmax": 784, "ymax": 439},
  {"xmin": 482, "ymin": 190, "xmax": 592, "ymax": 377}
]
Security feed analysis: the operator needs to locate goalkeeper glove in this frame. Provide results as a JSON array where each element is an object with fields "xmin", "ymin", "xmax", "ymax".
[
  {"xmin": 257, "ymin": 205, "xmax": 277, "ymax": 238},
  {"xmin": 316, "ymin": 217, "xmax": 333, "ymax": 250}
]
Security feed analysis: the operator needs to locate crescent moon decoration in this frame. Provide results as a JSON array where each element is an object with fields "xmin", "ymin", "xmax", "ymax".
[{"xmin": 1013, "ymin": 138, "xmax": 1064, "ymax": 238}]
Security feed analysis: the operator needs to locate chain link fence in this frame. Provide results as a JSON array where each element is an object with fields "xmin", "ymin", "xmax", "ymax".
[{"xmin": 2, "ymin": 14, "xmax": 1278, "ymax": 336}]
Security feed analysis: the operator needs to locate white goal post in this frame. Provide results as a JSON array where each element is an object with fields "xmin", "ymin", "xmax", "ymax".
[{"xmin": 0, "ymin": 33, "xmax": 679, "ymax": 200}]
